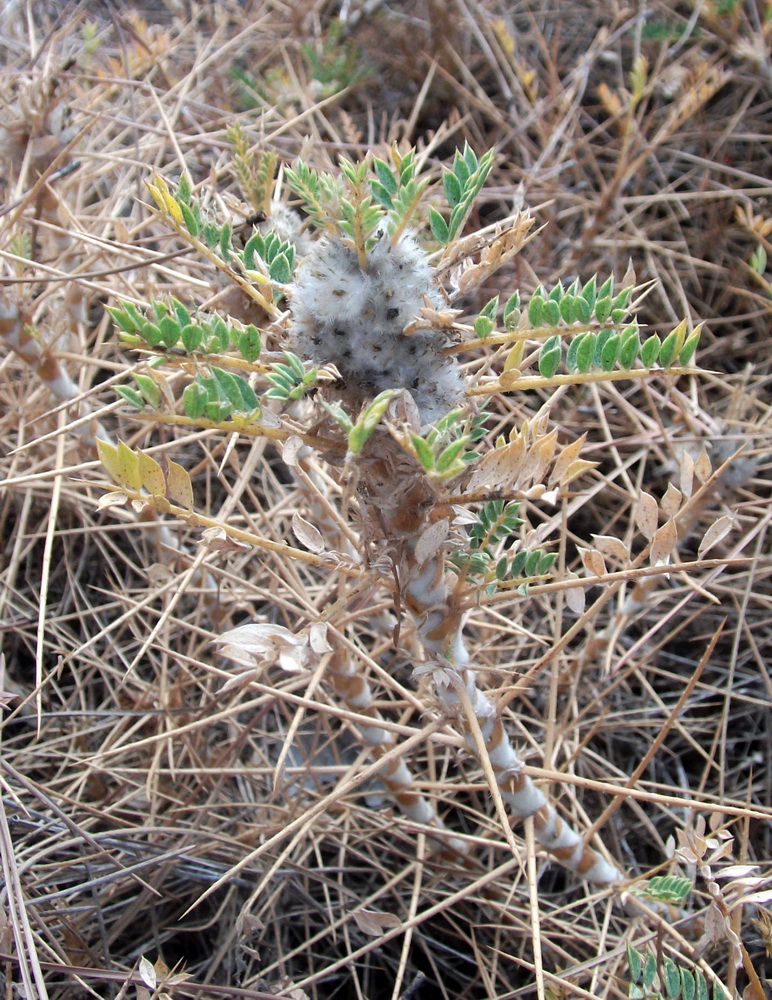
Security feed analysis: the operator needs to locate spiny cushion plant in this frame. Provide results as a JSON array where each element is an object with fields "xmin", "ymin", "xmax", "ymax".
[{"xmin": 97, "ymin": 142, "xmax": 706, "ymax": 892}]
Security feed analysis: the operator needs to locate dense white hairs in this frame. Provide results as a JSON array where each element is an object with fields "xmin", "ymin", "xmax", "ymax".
[{"xmin": 290, "ymin": 228, "xmax": 463, "ymax": 425}]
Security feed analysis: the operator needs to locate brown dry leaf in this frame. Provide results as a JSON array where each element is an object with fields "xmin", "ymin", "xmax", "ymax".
[
  {"xmin": 694, "ymin": 903, "xmax": 726, "ymax": 959},
  {"xmin": 559, "ymin": 458, "xmax": 597, "ymax": 488},
  {"xmin": 548, "ymin": 434, "xmax": 587, "ymax": 487},
  {"xmin": 565, "ymin": 576, "xmax": 586, "ymax": 614},
  {"xmin": 200, "ymin": 526, "xmax": 250, "ymax": 552},
  {"xmin": 414, "ymin": 517, "xmax": 450, "ymax": 566},
  {"xmin": 292, "ymin": 512, "xmax": 325, "ymax": 554},
  {"xmin": 139, "ymin": 956, "xmax": 156, "ymax": 990},
  {"xmin": 454, "ymin": 214, "xmax": 535, "ymax": 294},
  {"xmin": 694, "ymin": 445, "xmax": 712, "ymax": 484},
  {"xmin": 650, "ymin": 519, "xmax": 678, "ymax": 566},
  {"xmin": 213, "ymin": 623, "xmax": 308, "ymax": 671},
  {"xmin": 580, "ymin": 547, "xmax": 607, "ymax": 577},
  {"xmin": 281, "ymin": 434, "xmax": 305, "ymax": 467},
  {"xmin": 466, "ymin": 435, "xmax": 526, "ymax": 493},
  {"xmin": 497, "ymin": 368, "xmax": 524, "ymax": 391},
  {"xmin": 308, "ymin": 622, "xmax": 332, "ymax": 654},
  {"xmin": 698, "ymin": 515, "xmax": 735, "ymax": 557},
  {"xmin": 680, "ymin": 450, "xmax": 695, "ymax": 498},
  {"xmin": 519, "ymin": 428, "xmax": 558, "ymax": 489},
  {"xmin": 164, "ymin": 457, "xmax": 194, "ymax": 509},
  {"xmin": 591, "ymin": 534, "xmax": 629, "ymax": 563},
  {"xmin": 352, "ymin": 909, "xmax": 402, "ymax": 937},
  {"xmin": 597, "ymin": 81, "xmax": 623, "ymax": 117},
  {"xmin": 96, "ymin": 491, "xmax": 128, "ymax": 511},
  {"xmin": 635, "ymin": 491, "xmax": 659, "ymax": 540},
  {"xmin": 661, "ymin": 482, "xmax": 682, "ymax": 519}
]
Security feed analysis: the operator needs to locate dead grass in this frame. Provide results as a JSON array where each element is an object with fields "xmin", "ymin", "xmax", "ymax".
[{"xmin": 1, "ymin": 1, "xmax": 771, "ymax": 998}]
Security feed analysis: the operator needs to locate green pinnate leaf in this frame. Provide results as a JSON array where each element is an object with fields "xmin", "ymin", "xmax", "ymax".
[
  {"xmin": 373, "ymin": 157, "xmax": 398, "ymax": 195},
  {"xmin": 524, "ymin": 549, "xmax": 542, "ymax": 577},
  {"xmin": 503, "ymin": 291, "xmax": 520, "ymax": 329},
  {"xmin": 210, "ymin": 367, "xmax": 245, "ymax": 409},
  {"xmin": 443, "ymin": 171, "xmax": 463, "ymax": 207},
  {"xmin": 202, "ymin": 222, "xmax": 220, "ymax": 248},
  {"xmin": 179, "ymin": 201, "xmax": 199, "ymax": 237},
  {"xmin": 528, "ymin": 293, "xmax": 545, "ymax": 327},
  {"xmin": 132, "ymin": 373, "xmax": 162, "ymax": 408},
  {"xmin": 663, "ymin": 958, "xmax": 680, "ymax": 999},
  {"xmin": 538, "ymin": 335, "xmax": 562, "ymax": 378},
  {"xmin": 581, "ymin": 275, "xmax": 597, "ymax": 310},
  {"xmin": 641, "ymin": 334, "xmax": 661, "ymax": 369},
  {"xmin": 510, "ymin": 550, "xmax": 528, "ymax": 576},
  {"xmin": 543, "ymin": 299, "xmax": 561, "ymax": 326},
  {"xmin": 679, "ymin": 329, "xmax": 701, "ymax": 366},
  {"xmin": 219, "ymin": 222, "xmax": 233, "ymax": 261},
  {"xmin": 436, "ymin": 437, "xmax": 469, "ymax": 475},
  {"xmin": 243, "ymin": 232, "xmax": 262, "ymax": 270},
  {"xmin": 159, "ymin": 316, "xmax": 180, "ymax": 348},
  {"xmin": 475, "ymin": 315, "xmax": 494, "ymax": 339},
  {"xmin": 600, "ymin": 333, "xmax": 620, "ymax": 370},
  {"xmin": 627, "ymin": 944, "xmax": 643, "ymax": 983},
  {"xmin": 410, "ymin": 434, "xmax": 435, "ymax": 472},
  {"xmin": 642, "ymin": 953, "xmax": 657, "ymax": 990},
  {"xmin": 116, "ymin": 386, "xmax": 144, "ymax": 409},
  {"xmin": 574, "ymin": 295, "xmax": 591, "ymax": 324},
  {"xmin": 559, "ymin": 294, "xmax": 576, "ymax": 324},
  {"xmin": 269, "ymin": 252, "xmax": 293, "ymax": 284},
  {"xmin": 595, "ymin": 295, "xmax": 613, "ymax": 324},
  {"xmin": 480, "ymin": 295, "xmax": 499, "ymax": 320},
  {"xmin": 108, "ymin": 306, "xmax": 138, "ymax": 334},
  {"xmin": 619, "ymin": 326, "xmax": 640, "ymax": 368},
  {"xmin": 171, "ymin": 298, "xmax": 191, "ymax": 327},
  {"xmin": 598, "ymin": 275, "xmax": 614, "ymax": 299},
  {"xmin": 141, "ymin": 322, "xmax": 163, "ymax": 347},
  {"xmin": 181, "ymin": 324, "xmax": 203, "ymax": 353},
  {"xmin": 177, "ymin": 173, "xmax": 191, "ymax": 204},
  {"xmin": 566, "ymin": 331, "xmax": 585, "ymax": 371},
  {"xmin": 238, "ymin": 324, "xmax": 262, "ymax": 362},
  {"xmin": 659, "ymin": 330, "xmax": 679, "ymax": 368},
  {"xmin": 183, "ymin": 382, "xmax": 207, "ymax": 419},
  {"xmin": 429, "ymin": 207, "xmax": 450, "ymax": 243}
]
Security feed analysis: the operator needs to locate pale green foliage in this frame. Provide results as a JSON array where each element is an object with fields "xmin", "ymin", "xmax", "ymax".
[
  {"xmin": 451, "ymin": 499, "xmax": 557, "ymax": 596},
  {"xmin": 108, "ymin": 300, "xmax": 261, "ymax": 359},
  {"xmin": 429, "ymin": 145, "xmax": 495, "ymax": 244},
  {"xmin": 264, "ymin": 352, "xmax": 319, "ymax": 403},
  {"xmin": 633, "ymin": 874, "xmax": 694, "ymax": 904},
  {"xmin": 626, "ymin": 943, "xmax": 712, "ymax": 1000},
  {"xmin": 227, "ymin": 121, "xmax": 277, "ymax": 212}
]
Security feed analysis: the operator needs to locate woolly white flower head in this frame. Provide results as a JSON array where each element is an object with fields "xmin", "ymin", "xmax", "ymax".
[{"xmin": 290, "ymin": 228, "xmax": 463, "ymax": 425}]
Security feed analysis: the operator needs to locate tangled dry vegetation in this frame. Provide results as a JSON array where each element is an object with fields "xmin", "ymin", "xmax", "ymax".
[{"xmin": 1, "ymin": 2, "xmax": 771, "ymax": 999}]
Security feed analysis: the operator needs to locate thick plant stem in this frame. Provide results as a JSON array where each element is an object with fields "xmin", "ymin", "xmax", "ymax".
[
  {"xmin": 327, "ymin": 641, "xmax": 469, "ymax": 858},
  {"xmin": 289, "ymin": 447, "xmax": 470, "ymax": 857},
  {"xmin": 359, "ymin": 435, "xmax": 622, "ymax": 885},
  {"xmin": 410, "ymin": 546, "xmax": 620, "ymax": 882}
]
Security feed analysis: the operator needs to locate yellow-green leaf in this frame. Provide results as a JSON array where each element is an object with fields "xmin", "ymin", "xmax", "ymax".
[
  {"xmin": 164, "ymin": 457, "xmax": 194, "ymax": 509},
  {"xmin": 137, "ymin": 450, "xmax": 166, "ymax": 496},
  {"xmin": 116, "ymin": 441, "xmax": 142, "ymax": 490},
  {"xmin": 96, "ymin": 439, "xmax": 120, "ymax": 482}
]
